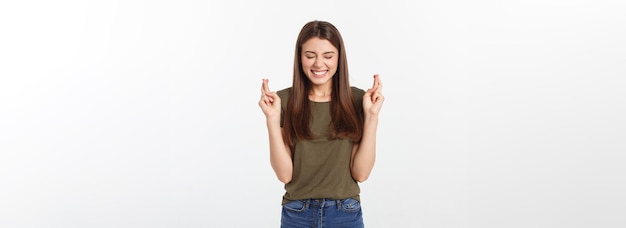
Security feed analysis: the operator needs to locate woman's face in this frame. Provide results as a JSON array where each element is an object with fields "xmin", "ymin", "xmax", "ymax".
[{"xmin": 301, "ymin": 37, "xmax": 339, "ymax": 88}]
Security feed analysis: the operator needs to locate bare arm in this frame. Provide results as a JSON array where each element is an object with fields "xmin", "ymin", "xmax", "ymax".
[
  {"xmin": 266, "ymin": 119, "xmax": 293, "ymax": 184},
  {"xmin": 259, "ymin": 79, "xmax": 293, "ymax": 183},
  {"xmin": 351, "ymin": 75, "xmax": 384, "ymax": 182}
]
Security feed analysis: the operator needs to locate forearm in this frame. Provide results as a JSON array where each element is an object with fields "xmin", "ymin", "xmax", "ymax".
[
  {"xmin": 351, "ymin": 115, "xmax": 378, "ymax": 182},
  {"xmin": 266, "ymin": 119, "xmax": 293, "ymax": 183}
]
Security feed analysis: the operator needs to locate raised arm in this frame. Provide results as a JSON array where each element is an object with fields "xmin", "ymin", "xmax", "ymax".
[
  {"xmin": 351, "ymin": 74, "xmax": 384, "ymax": 182},
  {"xmin": 258, "ymin": 79, "xmax": 293, "ymax": 183}
]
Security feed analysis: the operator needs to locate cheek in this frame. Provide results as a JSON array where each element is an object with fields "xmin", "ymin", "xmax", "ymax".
[
  {"xmin": 328, "ymin": 59, "xmax": 339, "ymax": 70},
  {"xmin": 301, "ymin": 58, "xmax": 313, "ymax": 68}
]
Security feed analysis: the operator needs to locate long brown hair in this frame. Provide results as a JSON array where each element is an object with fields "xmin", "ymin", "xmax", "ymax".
[{"xmin": 283, "ymin": 20, "xmax": 363, "ymax": 148}]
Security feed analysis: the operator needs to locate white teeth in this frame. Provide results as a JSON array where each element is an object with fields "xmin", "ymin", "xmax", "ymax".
[{"xmin": 313, "ymin": 70, "xmax": 327, "ymax": 76}]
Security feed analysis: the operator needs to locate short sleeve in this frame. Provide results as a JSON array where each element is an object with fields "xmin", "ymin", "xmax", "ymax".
[
  {"xmin": 351, "ymin": 87, "xmax": 366, "ymax": 117},
  {"xmin": 276, "ymin": 88, "xmax": 291, "ymax": 128}
]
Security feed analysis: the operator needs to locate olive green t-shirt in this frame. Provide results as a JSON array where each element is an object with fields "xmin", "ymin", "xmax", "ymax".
[{"xmin": 277, "ymin": 87, "xmax": 365, "ymax": 204}]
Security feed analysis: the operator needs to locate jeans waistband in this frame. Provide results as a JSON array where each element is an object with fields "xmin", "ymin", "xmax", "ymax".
[{"xmin": 303, "ymin": 198, "xmax": 342, "ymax": 208}]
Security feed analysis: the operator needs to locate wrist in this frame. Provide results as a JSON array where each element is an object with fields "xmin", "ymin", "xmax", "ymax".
[
  {"xmin": 364, "ymin": 113, "xmax": 379, "ymax": 121},
  {"xmin": 266, "ymin": 117, "xmax": 281, "ymax": 126}
]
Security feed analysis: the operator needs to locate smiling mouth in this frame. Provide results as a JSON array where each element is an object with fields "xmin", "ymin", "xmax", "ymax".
[{"xmin": 312, "ymin": 70, "xmax": 328, "ymax": 77}]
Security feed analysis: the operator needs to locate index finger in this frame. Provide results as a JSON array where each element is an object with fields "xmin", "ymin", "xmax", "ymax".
[
  {"xmin": 262, "ymin": 78, "xmax": 271, "ymax": 93},
  {"xmin": 372, "ymin": 74, "xmax": 382, "ymax": 92}
]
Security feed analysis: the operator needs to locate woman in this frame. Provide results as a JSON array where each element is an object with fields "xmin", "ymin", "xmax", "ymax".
[{"xmin": 258, "ymin": 20, "xmax": 384, "ymax": 228}]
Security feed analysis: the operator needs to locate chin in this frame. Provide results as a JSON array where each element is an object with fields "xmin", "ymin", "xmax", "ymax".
[{"xmin": 308, "ymin": 76, "xmax": 331, "ymax": 86}]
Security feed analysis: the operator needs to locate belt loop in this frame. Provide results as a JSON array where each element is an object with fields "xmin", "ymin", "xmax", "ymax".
[
  {"xmin": 336, "ymin": 199, "xmax": 341, "ymax": 209},
  {"xmin": 305, "ymin": 199, "xmax": 310, "ymax": 210}
]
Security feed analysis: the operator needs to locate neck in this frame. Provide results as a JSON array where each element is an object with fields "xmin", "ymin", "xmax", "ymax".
[{"xmin": 309, "ymin": 84, "xmax": 332, "ymax": 102}]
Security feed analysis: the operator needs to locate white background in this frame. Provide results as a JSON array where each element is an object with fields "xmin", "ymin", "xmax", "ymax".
[{"xmin": 1, "ymin": 0, "xmax": 625, "ymax": 227}]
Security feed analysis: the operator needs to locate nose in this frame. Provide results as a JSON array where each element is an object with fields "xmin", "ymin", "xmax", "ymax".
[{"xmin": 313, "ymin": 57, "xmax": 323, "ymax": 68}]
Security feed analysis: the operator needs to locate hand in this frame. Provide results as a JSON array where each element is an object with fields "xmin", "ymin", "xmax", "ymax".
[
  {"xmin": 363, "ymin": 74, "xmax": 384, "ymax": 117},
  {"xmin": 258, "ymin": 79, "xmax": 282, "ymax": 122}
]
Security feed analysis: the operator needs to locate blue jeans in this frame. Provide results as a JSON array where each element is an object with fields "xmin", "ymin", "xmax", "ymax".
[{"xmin": 281, "ymin": 198, "xmax": 364, "ymax": 228}]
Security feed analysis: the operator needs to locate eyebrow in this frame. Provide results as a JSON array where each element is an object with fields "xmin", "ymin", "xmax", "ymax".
[{"xmin": 304, "ymin": 51, "xmax": 336, "ymax": 55}]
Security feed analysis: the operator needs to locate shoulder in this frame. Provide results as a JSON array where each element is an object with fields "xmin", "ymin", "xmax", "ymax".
[
  {"xmin": 277, "ymin": 87, "xmax": 291, "ymax": 108},
  {"xmin": 350, "ymin": 87, "xmax": 365, "ymax": 114},
  {"xmin": 351, "ymin": 86, "xmax": 365, "ymax": 99},
  {"xmin": 277, "ymin": 87, "xmax": 291, "ymax": 99}
]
